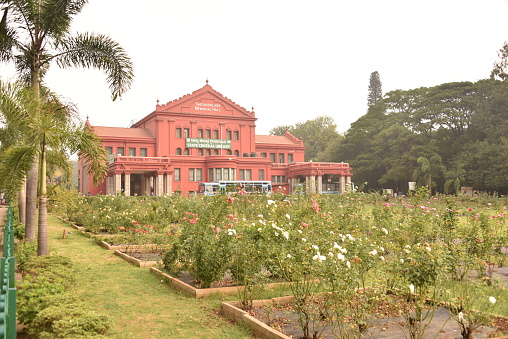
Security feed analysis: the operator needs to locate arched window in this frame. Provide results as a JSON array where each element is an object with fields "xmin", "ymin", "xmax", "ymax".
[
  {"xmin": 213, "ymin": 149, "xmax": 219, "ymax": 155},
  {"xmin": 176, "ymin": 148, "xmax": 182, "ymax": 155},
  {"xmin": 206, "ymin": 149, "xmax": 211, "ymax": 156},
  {"xmin": 184, "ymin": 148, "xmax": 189, "ymax": 155},
  {"xmin": 198, "ymin": 149, "xmax": 203, "ymax": 156},
  {"xmin": 234, "ymin": 150, "xmax": 239, "ymax": 157},
  {"xmin": 227, "ymin": 149, "xmax": 232, "ymax": 155}
]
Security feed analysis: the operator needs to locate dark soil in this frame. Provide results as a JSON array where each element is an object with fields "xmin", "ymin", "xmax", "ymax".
[{"xmin": 248, "ymin": 296, "xmax": 508, "ymax": 339}]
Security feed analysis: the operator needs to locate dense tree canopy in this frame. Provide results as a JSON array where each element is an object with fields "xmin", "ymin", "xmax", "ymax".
[
  {"xmin": 269, "ymin": 116, "xmax": 342, "ymax": 162},
  {"xmin": 335, "ymin": 79, "xmax": 508, "ymax": 194}
]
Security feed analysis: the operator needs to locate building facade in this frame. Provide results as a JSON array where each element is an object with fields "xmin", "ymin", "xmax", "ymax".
[{"xmin": 78, "ymin": 82, "xmax": 352, "ymax": 196}]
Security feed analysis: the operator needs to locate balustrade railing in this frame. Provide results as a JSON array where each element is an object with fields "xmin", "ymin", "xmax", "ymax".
[{"xmin": 0, "ymin": 205, "xmax": 16, "ymax": 339}]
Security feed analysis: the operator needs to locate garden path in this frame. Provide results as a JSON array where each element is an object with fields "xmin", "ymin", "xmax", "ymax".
[{"xmin": 18, "ymin": 215, "xmax": 252, "ymax": 339}]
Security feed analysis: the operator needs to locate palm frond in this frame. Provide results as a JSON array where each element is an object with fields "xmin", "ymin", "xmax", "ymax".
[
  {"xmin": 0, "ymin": 143, "xmax": 37, "ymax": 197},
  {"xmin": 54, "ymin": 32, "xmax": 134, "ymax": 101}
]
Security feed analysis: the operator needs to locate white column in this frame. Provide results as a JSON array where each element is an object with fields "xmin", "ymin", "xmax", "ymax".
[
  {"xmin": 108, "ymin": 176, "xmax": 114, "ymax": 195},
  {"xmin": 146, "ymin": 175, "xmax": 152, "ymax": 195},
  {"xmin": 156, "ymin": 174, "xmax": 164, "ymax": 196},
  {"xmin": 317, "ymin": 175, "xmax": 322, "ymax": 194},
  {"xmin": 346, "ymin": 176, "xmax": 352, "ymax": 192},
  {"xmin": 124, "ymin": 173, "xmax": 131, "ymax": 196},
  {"xmin": 306, "ymin": 176, "xmax": 310, "ymax": 193},
  {"xmin": 115, "ymin": 174, "xmax": 122, "ymax": 195},
  {"xmin": 340, "ymin": 175, "xmax": 346, "ymax": 193}
]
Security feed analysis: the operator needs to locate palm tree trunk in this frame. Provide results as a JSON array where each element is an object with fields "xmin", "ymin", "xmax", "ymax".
[
  {"xmin": 25, "ymin": 161, "xmax": 38, "ymax": 240},
  {"xmin": 29, "ymin": 55, "xmax": 42, "ymax": 248},
  {"xmin": 37, "ymin": 137, "xmax": 48, "ymax": 255},
  {"xmin": 18, "ymin": 180, "xmax": 26, "ymax": 224},
  {"xmin": 37, "ymin": 196, "xmax": 48, "ymax": 255}
]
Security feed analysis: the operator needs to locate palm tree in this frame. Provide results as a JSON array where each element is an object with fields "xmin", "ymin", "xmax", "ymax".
[
  {"xmin": 444, "ymin": 162, "xmax": 466, "ymax": 195},
  {"xmin": 412, "ymin": 155, "xmax": 444, "ymax": 195},
  {"xmin": 0, "ymin": 0, "xmax": 133, "ymax": 242},
  {"xmin": 0, "ymin": 80, "xmax": 107, "ymax": 255}
]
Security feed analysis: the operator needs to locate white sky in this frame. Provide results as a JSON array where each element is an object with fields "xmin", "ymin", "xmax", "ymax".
[{"xmin": 3, "ymin": 0, "xmax": 508, "ymax": 134}]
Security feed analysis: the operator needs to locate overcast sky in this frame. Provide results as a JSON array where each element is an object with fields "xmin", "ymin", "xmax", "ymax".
[{"xmin": 3, "ymin": 0, "xmax": 508, "ymax": 134}]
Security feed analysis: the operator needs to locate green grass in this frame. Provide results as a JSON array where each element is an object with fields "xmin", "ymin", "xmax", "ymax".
[{"xmin": 47, "ymin": 216, "xmax": 253, "ymax": 339}]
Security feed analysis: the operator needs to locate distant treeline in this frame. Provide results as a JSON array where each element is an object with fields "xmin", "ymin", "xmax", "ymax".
[{"xmin": 337, "ymin": 79, "xmax": 508, "ymax": 194}]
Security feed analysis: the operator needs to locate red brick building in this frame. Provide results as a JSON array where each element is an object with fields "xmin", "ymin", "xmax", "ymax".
[{"xmin": 78, "ymin": 82, "xmax": 352, "ymax": 196}]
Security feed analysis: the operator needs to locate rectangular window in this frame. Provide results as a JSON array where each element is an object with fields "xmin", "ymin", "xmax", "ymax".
[
  {"xmin": 198, "ymin": 129, "xmax": 203, "ymax": 138},
  {"xmin": 213, "ymin": 130, "xmax": 219, "ymax": 139},
  {"xmin": 176, "ymin": 128, "xmax": 182, "ymax": 138},
  {"xmin": 215, "ymin": 168, "xmax": 222, "ymax": 180},
  {"xmin": 184, "ymin": 128, "xmax": 190, "ymax": 138},
  {"xmin": 258, "ymin": 169, "xmax": 265, "ymax": 181},
  {"xmin": 226, "ymin": 130, "xmax": 232, "ymax": 140},
  {"xmin": 271, "ymin": 175, "xmax": 286, "ymax": 183},
  {"xmin": 105, "ymin": 146, "xmax": 113, "ymax": 155},
  {"xmin": 129, "ymin": 147, "xmax": 136, "ymax": 156},
  {"xmin": 206, "ymin": 129, "xmax": 211, "ymax": 139},
  {"xmin": 269, "ymin": 153, "xmax": 276, "ymax": 162},
  {"xmin": 174, "ymin": 168, "xmax": 180, "ymax": 181},
  {"xmin": 140, "ymin": 148, "xmax": 147, "ymax": 157},
  {"xmin": 288, "ymin": 153, "xmax": 293, "ymax": 163},
  {"xmin": 279, "ymin": 153, "xmax": 285, "ymax": 163},
  {"xmin": 239, "ymin": 169, "xmax": 252, "ymax": 180},
  {"xmin": 117, "ymin": 147, "xmax": 124, "ymax": 156},
  {"xmin": 189, "ymin": 168, "xmax": 202, "ymax": 181},
  {"xmin": 261, "ymin": 152, "xmax": 267, "ymax": 158},
  {"xmin": 234, "ymin": 131, "xmax": 239, "ymax": 140},
  {"xmin": 208, "ymin": 168, "xmax": 214, "ymax": 181}
]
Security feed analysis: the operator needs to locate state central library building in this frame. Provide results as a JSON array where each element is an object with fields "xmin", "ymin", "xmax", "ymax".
[{"xmin": 78, "ymin": 82, "xmax": 352, "ymax": 196}]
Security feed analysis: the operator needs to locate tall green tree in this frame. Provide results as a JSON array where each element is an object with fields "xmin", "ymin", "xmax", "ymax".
[
  {"xmin": 0, "ymin": 0, "xmax": 133, "ymax": 247},
  {"xmin": 444, "ymin": 162, "xmax": 466, "ymax": 195},
  {"xmin": 0, "ymin": 80, "xmax": 107, "ymax": 255},
  {"xmin": 367, "ymin": 71, "xmax": 383, "ymax": 106},
  {"xmin": 491, "ymin": 42, "xmax": 508, "ymax": 81},
  {"xmin": 270, "ymin": 116, "xmax": 340, "ymax": 162},
  {"xmin": 412, "ymin": 155, "xmax": 444, "ymax": 195}
]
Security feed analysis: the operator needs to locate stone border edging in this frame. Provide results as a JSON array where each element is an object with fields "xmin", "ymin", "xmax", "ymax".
[
  {"xmin": 221, "ymin": 298, "xmax": 294, "ymax": 339},
  {"xmin": 113, "ymin": 250, "xmax": 159, "ymax": 267},
  {"xmin": 149, "ymin": 267, "xmax": 289, "ymax": 299}
]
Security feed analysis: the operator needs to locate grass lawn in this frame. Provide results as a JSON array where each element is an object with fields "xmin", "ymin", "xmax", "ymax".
[{"xmin": 46, "ymin": 215, "xmax": 253, "ymax": 339}]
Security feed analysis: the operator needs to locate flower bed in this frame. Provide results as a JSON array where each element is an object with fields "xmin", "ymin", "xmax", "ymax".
[
  {"xmin": 51, "ymin": 191, "xmax": 508, "ymax": 337},
  {"xmin": 150, "ymin": 267, "xmax": 288, "ymax": 298},
  {"xmin": 114, "ymin": 250, "xmax": 160, "ymax": 268},
  {"xmin": 222, "ymin": 296, "xmax": 508, "ymax": 339}
]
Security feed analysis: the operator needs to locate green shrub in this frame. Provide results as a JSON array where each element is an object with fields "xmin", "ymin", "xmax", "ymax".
[
  {"xmin": 15, "ymin": 239, "xmax": 37, "ymax": 270},
  {"xmin": 19, "ymin": 255, "xmax": 75, "ymax": 287},
  {"xmin": 13, "ymin": 221, "xmax": 25, "ymax": 240},
  {"xmin": 17, "ymin": 255, "xmax": 75, "ymax": 326},
  {"xmin": 27, "ymin": 294, "xmax": 113, "ymax": 339},
  {"xmin": 17, "ymin": 275, "xmax": 67, "ymax": 325}
]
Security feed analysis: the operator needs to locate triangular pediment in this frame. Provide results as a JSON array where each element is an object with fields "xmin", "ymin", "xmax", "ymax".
[{"xmin": 157, "ymin": 84, "xmax": 254, "ymax": 119}]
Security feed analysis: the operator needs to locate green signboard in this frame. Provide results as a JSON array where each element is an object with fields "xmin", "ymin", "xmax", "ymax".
[{"xmin": 186, "ymin": 138, "xmax": 232, "ymax": 149}]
